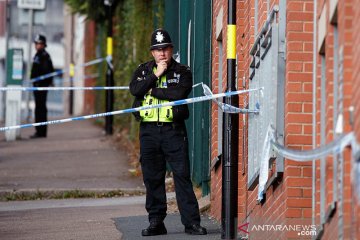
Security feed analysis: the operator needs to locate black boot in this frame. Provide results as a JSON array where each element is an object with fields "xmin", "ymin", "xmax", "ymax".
[
  {"xmin": 141, "ymin": 221, "xmax": 167, "ymax": 236},
  {"xmin": 185, "ymin": 224, "xmax": 207, "ymax": 235}
]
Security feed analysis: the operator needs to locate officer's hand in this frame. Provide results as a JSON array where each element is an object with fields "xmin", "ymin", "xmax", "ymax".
[{"xmin": 154, "ymin": 61, "xmax": 167, "ymax": 78}]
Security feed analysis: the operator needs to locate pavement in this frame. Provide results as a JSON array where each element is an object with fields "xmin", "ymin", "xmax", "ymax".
[{"xmin": 0, "ymin": 118, "xmax": 220, "ymax": 240}]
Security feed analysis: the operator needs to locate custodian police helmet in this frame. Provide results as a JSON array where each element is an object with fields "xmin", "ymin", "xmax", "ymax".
[
  {"xmin": 34, "ymin": 34, "xmax": 47, "ymax": 47},
  {"xmin": 150, "ymin": 29, "xmax": 173, "ymax": 50}
]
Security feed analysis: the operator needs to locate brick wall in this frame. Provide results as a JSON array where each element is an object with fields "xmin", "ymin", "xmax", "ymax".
[
  {"xmin": 336, "ymin": 0, "xmax": 359, "ymax": 239},
  {"xmin": 210, "ymin": 0, "xmax": 219, "ymax": 221},
  {"xmin": 354, "ymin": 0, "xmax": 360, "ymax": 144},
  {"xmin": 210, "ymin": 0, "xmax": 359, "ymax": 239},
  {"xmin": 352, "ymin": 0, "xmax": 360, "ymax": 237},
  {"xmin": 0, "ymin": 2, "xmax": 5, "ymax": 37},
  {"xmin": 285, "ymin": 1, "xmax": 314, "ymax": 237},
  {"xmin": 83, "ymin": 21, "xmax": 97, "ymax": 114}
]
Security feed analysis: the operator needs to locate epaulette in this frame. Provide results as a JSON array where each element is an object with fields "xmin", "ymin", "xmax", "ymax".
[
  {"xmin": 179, "ymin": 64, "xmax": 191, "ymax": 72},
  {"xmin": 138, "ymin": 60, "xmax": 152, "ymax": 68},
  {"xmin": 41, "ymin": 51, "xmax": 50, "ymax": 58}
]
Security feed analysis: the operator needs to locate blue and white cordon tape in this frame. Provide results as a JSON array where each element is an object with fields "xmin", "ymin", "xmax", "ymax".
[
  {"xmin": 0, "ymin": 87, "xmax": 263, "ymax": 132},
  {"xmin": 257, "ymin": 125, "xmax": 360, "ymax": 201},
  {"xmin": 29, "ymin": 57, "xmax": 106, "ymax": 83},
  {"xmin": 0, "ymin": 86, "xmax": 129, "ymax": 91},
  {"xmin": 196, "ymin": 82, "xmax": 260, "ymax": 114}
]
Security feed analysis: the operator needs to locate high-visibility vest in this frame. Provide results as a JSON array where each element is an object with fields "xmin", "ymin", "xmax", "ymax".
[{"xmin": 140, "ymin": 69, "xmax": 173, "ymax": 122}]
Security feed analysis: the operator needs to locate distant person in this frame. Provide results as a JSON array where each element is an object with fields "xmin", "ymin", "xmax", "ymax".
[
  {"xmin": 129, "ymin": 29, "xmax": 207, "ymax": 236},
  {"xmin": 30, "ymin": 34, "xmax": 54, "ymax": 138}
]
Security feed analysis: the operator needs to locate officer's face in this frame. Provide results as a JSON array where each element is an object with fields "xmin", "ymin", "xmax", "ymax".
[
  {"xmin": 35, "ymin": 42, "xmax": 45, "ymax": 51},
  {"xmin": 151, "ymin": 46, "xmax": 173, "ymax": 65}
]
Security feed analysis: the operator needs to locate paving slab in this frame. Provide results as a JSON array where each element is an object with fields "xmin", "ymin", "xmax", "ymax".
[
  {"xmin": 0, "ymin": 119, "xmax": 144, "ymax": 194},
  {"xmin": 0, "ymin": 198, "xmax": 146, "ymax": 240},
  {"xmin": 114, "ymin": 214, "xmax": 221, "ymax": 240}
]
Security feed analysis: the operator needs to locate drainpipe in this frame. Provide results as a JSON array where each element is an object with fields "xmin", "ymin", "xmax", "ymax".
[
  {"xmin": 104, "ymin": 0, "xmax": 114, "ymax": 135},
  {"xmin": 69, "ymin": 14, "xmax": 74, "ymax": 115},
  {"xmin": 312, "ymin": 0, "xmax": 317, "ymax": 230},
  {"xmin": 221, "ymin": 0, "xmax": 238, "ymax": 239}
]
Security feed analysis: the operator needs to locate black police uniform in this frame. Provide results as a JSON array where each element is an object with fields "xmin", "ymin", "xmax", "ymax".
[
  {"xmin": 130, "ymin": 58, "xmax": 202, "ymax": 228},
  {"xmin": 31, "ymin": 47, "xmax": 54, "ymax": 137}
]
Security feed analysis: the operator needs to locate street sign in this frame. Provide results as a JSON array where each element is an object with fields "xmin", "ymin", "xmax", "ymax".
[
  {"xmin": 17, "ymin": 0, "xmax": 46, "ymax": 10},
  {"xmin": 5, "ymin": 48, "xmax": 24, "ymax": 141},
  {"xmin": 12, "ymin": 50, "xmax": 24, "ymax": 80},
  {"xmin": 6, "ymin": 49, "xmax": 24, "ymax": 85}
]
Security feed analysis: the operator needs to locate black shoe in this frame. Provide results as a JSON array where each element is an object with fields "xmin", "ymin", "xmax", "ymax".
[
  {"xmin": 141, "ymin": 221, "xmax": 167, "ymax": 236},
  {"xmin": 185, "ymin": 224, "xmax": 207, "ymax": 235},
  {"xmin": 30, "ymin": 133, "xmax": 46, "ymax": 139}
]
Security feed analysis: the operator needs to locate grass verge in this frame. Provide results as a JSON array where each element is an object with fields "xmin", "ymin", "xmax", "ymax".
[{"xmin": 0, "ymin": 189, "xmax": 145, "ymax": 201}]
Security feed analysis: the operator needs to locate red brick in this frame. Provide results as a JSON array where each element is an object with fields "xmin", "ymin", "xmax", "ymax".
[
  {"xmin": 288, "ymin": 22, "xmax": 304, "ymax": 32},
  {"xmin": 287, "ymin": 82, "xmax": 302, "ymax": 92},
  {"xmin": 287, "ymin": 32, "xmax": 313, "ymax": 42},
  {"xmin": 303, "ymin": 209, "xmax": 312, "ymax": 218},
  {"xmin": 287, "ymin": 103, "xmax": 302, "ymax": 112},
  {"xmin": 303, "ymin": 188, "xmax": 312, "ymax": 198},
  {"xmin": 303, "ymin": 103, "xmax": 313, "ymax": 113},
  {"xmin": 302, "ymin": 167, "xmax": 312, "ymax": 177},
  {"xmin": 304, "ymin": 2, "xmax": 313, "ymax": 12},
  {"xmin": 303, "ymin": 82, "xmax": 313, "ymax": 92},
  {"xmin": 285, "ymin": 208, "xmax": 302, "ymax": 218},
  {"xmin": 287, "ymin": 62, "xmax": 303, "ymax": 72},
  {"xmin": 288, "ymin": 188, "xmax": 302, "ymax": 197},
  {"xmin": 303, "ymin": 125, "xmax": 312, "ymax": 135},
  {"xmin": 286, "ymin": 124, "xmax": 302, "ymax": 134},
  {"xmin": 286, "ymin": 113, "xmax": 313, "ymax": 124},
  {"xmin": 287, "ymin": 198, "xmax": 312, "ymax": 208},
  {"xmin": 287, "ymin": 167, "xmax": 302, "ymax": 177},
  {"xmin": 287, "ymin": 2, "xmax": 304, "ymax": 11},
  {"xmin": 288, "ymin": 72, "xmax": 313, "ymax": 82},
  {"xmin": 304, "ymin": 62, "xmax": 313, "ymax": 71},
  {"xmin": 287, "ymin": 177, "xmax": 312, "ymax": 187},
  {"xmin": 287, "ymin": 12, "xmax": 313, "ymax": 22},
  {"xmin": 287, "ymin": 93, "xmax": 313, "ymax": 103},
  {"xmin": 287, "ymin": 135, "xmax": 312, "ymax": 145},
  {"xmin": 304, "ymin": 22, "xmax": 313, "ymax": 32}
]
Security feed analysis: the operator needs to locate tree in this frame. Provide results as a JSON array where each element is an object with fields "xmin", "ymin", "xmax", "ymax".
[{"xmin": 64, "ymin": 0, "xmax": 122, "ymax": 22}]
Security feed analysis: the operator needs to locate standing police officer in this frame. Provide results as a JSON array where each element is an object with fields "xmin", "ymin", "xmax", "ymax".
[
  {"xmin": 30, "ymin": 34, "xmax": 54, "ymax": 138},
  {"xmin": 129, "ymin": 29, "xmax": 207, "ymax": 236}
]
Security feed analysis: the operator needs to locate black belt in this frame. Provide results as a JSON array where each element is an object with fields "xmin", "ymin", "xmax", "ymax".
[
  {"xmin": 141, "ymin": 122, "xmax": 173, "ymax": 127},
  {"xmin": 141, "ymin": 122, "xmax": 185, "ymax": 128}
]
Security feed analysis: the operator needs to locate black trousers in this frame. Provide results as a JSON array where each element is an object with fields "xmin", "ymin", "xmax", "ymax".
[
  {"xmin": 33, "ymin": 90, "xmax": 48, "ymax": 136},
  {"xmin": 139, "ymin": 122, "xmax": 201, "ymax": 227}
]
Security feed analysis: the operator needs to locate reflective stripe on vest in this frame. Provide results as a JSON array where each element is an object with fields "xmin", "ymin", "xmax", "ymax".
[{"xmin": 140, "ymin": 69, "xmax": 173, "ymax": 122}]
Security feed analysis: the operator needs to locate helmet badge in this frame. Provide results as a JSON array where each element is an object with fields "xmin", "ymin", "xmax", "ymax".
[{"xmin": 155, "ymin": 32, "xmax": 164, "ymax": 43}]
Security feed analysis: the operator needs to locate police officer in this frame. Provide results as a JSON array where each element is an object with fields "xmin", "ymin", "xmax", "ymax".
[
  {"xmin": 30, "ymin": 34, "xmax": 54, "ymax": 138},
  {"xmin": 129, "ymin": 29, "xmax": 207, "ymax": 236}
]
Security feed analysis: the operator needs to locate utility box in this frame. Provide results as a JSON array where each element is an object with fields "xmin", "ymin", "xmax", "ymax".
[
  {"xmin": 247, "ymin": 8, "xmax": 285, "ymax": 190},
  {"xmin": 5, "ymin": 49, "xmax": 24, "ymax": 141}
]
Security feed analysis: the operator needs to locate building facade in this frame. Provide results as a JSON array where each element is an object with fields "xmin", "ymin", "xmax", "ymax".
[{"xmin": 210, "ymin": 0, "xmax": 360, "ymax": 239}]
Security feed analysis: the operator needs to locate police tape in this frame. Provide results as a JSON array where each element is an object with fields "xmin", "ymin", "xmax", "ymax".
[
  {"xmin": 1, "ymin": 82, "xmax": 259, "ymax": 114},
  {"xmin": 199, "ymin": 83, "xmax": 260, "ymax": 114},
  {"xmin": 0, "ymin": 83, "xmax": 258, "ymax": 114},
  {"xmin": 29, "ymin": 57, "xmax": 106, "ymax": 83},
  {"xmin": 0, "ymin": 87, "xmax": 263, "ymax": 132},
  {"xmin": 257, "ymin": 125, "xmax": 360, "ymax": 201},
  {"xmin": 0, "ymin": 86, "xmax": 129, "ymax": 91},
  {"xmin": 105, "ymin": 55, "xmax": 114, "ymax": 70}
]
